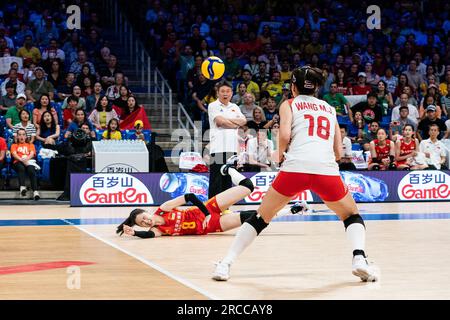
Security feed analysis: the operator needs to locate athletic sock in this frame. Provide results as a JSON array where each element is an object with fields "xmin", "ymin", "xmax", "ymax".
[
  {"xmin": 228, "ymin": 167, "xmax": 246, "ymax": 186},
  {"xmin": 221, "ymin": 222, "xmax": 257, "ymax": 265},
  {"xmin": 346, "ymin": 223, "xmax": 366, "ymax": 257}
]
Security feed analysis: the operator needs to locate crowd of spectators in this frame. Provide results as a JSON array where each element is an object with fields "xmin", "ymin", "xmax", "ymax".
[
  {"xmin": 0, "ymin": 1, "xmax": 152, "ymax": 198},
  {"xmin": 140, "ymin": 0, "xmax": 450, "ymax": 171}
]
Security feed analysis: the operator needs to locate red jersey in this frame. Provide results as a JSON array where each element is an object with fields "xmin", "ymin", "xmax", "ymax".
[
  {"xmin": 399, "ymin": 138, "xmax": 416, "ymax": 158},
  {"xmin": 153, "ymin": 207, "xmax": 205, "ymax": 236},
  {"xmin": 152, "ymin": 197, "xmax": 223, "ymax": 236},
  {"xmin": 373, "ymin": 139, "xmax": 391, "ymax": 160}
]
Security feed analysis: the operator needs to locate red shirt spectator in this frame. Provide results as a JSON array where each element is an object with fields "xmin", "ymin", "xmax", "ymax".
[{"xmin": 0, "ymin": 137, "xmax": 7, "ymax": 168}]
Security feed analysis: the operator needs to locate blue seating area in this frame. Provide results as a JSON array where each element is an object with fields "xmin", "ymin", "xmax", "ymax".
[{"xmin": 0, "ymin": 109, "xmax": 152, "ymax": 185}]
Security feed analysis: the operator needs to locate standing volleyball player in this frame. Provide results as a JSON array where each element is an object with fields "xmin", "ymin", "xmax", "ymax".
[{"xmin": 212, "ymin": 66, "xmax": 379, "ymax": 282}]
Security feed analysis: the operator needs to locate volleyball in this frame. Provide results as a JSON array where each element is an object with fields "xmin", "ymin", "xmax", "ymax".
[{"xmin": 201, "ymin": 56, "xmax": 225, "ymax": 80}]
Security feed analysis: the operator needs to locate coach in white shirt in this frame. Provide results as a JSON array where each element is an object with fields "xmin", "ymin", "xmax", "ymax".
[
  {"xmin": 419, "ymin": 124, "xmax": 447, "ymax": 170},
  {"xmin": 208, "ymin": 81, "xmax": 247, "ymax": 197}
]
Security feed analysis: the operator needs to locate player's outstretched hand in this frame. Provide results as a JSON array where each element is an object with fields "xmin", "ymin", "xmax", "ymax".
[
  {"xmin": 123, "ymin": 225, "xmax": 135, "ymax": 236},
  {"xmin": 202, "ymin": 215, "xmax": 212, "ymax": 230}
]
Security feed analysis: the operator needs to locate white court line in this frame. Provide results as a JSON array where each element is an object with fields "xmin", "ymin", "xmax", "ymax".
[{"xmin": 61, "ymin": 219, "xmax": 220, "ymax": 300}]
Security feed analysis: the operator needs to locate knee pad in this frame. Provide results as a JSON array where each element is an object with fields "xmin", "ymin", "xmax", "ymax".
[
  {"xmin": 239, "ymin": 178, "xmax": 254, "ymax": 192},
  {"xmin": 245, "ymin": 211, "xmax": 269, "ymax": 235},
  {"xmin": 343, "ymin": 214, "xmax": 365, "ymax": 230},
  {"xmin": 240, "ymin": 210, "xmax": 256, "ymax": 224}
]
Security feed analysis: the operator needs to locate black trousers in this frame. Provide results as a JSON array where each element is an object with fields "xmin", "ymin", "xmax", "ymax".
[
  {"xmin": 64, "ymin": 156, "xmax": 92, "ymax": 196},
  {"xmin": 208, "ymin": 152, "xmax": 236, "ymax": 198},
  {"xmin": 13, "ymin": 162, "xmax": 38, "ymax": 191},
  {"xmin": 339, "ymin": 162, "xmax": 357, "ymax": 170}
]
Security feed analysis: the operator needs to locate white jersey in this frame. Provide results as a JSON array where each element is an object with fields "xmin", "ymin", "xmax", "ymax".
[{"xmin": 281, "ymin": 95, "xmax": 340, "ymax": 176}]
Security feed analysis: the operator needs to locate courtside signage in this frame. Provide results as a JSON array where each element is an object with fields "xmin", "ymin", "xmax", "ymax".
[
  {"xmin": 77, "ymin": 173, "xmax": 154, "ymax": 205},
  {"xmin": 398, "ymin": 171, "xmax": 450, "ymax": 201}
]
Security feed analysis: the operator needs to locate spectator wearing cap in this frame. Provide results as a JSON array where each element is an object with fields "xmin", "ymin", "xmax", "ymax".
[
  {"xmin": 5, "ymin": 94, "xmax": 27, "ymax": 129},
  {"xmin": 0, "ymin": 81, "xmax": 18, "ymax": 113},
  {"xmin": 419, "ymin": 124, "xmax": 447, "ymax": 170},
  {"xmin": 129, "ymin": 120, "xmax": 146, "ymax": 142},
  {"xmin": 350, "ymin": 72, "xmax": 372, "ymax": 95},
  {"xmin": 349, "ymin": 92, "xmax": 383, "ymax": 123},
  {"xmin": 417, "ymin": 105, "xmax": 447, "ymax": 141},
  {"xmin": 391, "ymin": 93, "xmax": 420, "ymax": 124},
  {"xmin": 323, "ymin": 82, "xmax": 350, "ymax": 116},
  {"xmin": 36, "ymin": 15, "xmax": 59, "ymax": 47},
  {"xmin": 418, "ymin": 94, "xmax": 443, "ymax": 120},
  {"xmin": 0, "ymin": 68, "xmax": 26, "ymax": 96},
  {"xmin": 16, "ymin": 35, "xmax": 42, "ymax": 65},
  {"xmin": 25, "ymin": 66, "xmax": 55, "ymax": 102}
]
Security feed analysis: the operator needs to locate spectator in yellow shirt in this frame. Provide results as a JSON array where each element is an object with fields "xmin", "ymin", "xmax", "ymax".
[
  {"xmin": 102, "ymin": 118, "xmax": 122, "ymax": 140},
  {"xmin": 261, "ymin": 71, "xmax": 283, "ymax": 98},
  {"xmin": 439, "ymin": 70, "xmax": 450, "ymax": 96},
  {"xmin": 16, "ymin": 35, "xmax": 41, "ymax": 64},
  {"xmin": 240, "ymin": 69, "xmax": 260, "ymax": 101},
  {"xmin": 280, "ymin": 59, "xmax": 292, "ymax": 83}
]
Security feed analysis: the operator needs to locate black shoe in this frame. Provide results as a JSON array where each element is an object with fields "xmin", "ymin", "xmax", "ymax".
[{"xmin": 56, "ymin": 193, "xmax": 70, "ymax": 201}]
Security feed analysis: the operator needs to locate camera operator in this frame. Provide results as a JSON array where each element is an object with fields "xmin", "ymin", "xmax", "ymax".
[{"xmin": 56, "ymin": 123, "xmax": 95, "ymax": 201}]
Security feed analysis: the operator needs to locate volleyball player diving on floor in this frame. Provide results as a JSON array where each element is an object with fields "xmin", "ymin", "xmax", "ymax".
[
  {"xmin": 212, "ymin": 66, "xmax": 379, "ymax": 282},
  {"xmin": 116, "ymin": 167, "xmax": 308, "ymax": 239}
]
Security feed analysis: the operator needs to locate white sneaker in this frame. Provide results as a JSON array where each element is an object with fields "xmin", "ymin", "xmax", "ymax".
[
  {"xmin": 33, "ymin": 191, "xmax": 40, "ymax": 201},
  {"xmin": 352, "ymin": 255, "xmax": 379, "ymax": 282},
  {"xmin": 220, "ymin": 164, "xmax": 236, "ymax": 176},
  {"xmin": 20, "ymin": 186, "xmax": 27, "ymax": 197},
  {"xmin": 290, "ymin": 200, "xmax": 310, "ymax": 214},
  {"xmin": 226, "ymin": 155, "xmax": 239, "ymax": 166},
  {"xmin": 212, "ymin": 261, "xmax": 231, "ymax": 281}
]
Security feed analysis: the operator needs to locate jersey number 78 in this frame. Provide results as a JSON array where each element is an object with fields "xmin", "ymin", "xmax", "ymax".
[{"xmin": 304, "ymin": 114, "xmax": 331, "ymax": 140}]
